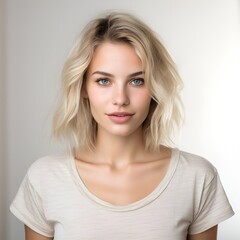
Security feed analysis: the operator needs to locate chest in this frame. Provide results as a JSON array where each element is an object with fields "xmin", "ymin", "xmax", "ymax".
[
  {"xmin": 45, "ymin": 190, "xmax": 191, "ymax": 240},
  {"xmin": 43, "ymin": 171, "xmax": 194, "ymax": 240},
  {"xmin": 75, "ymin": 159, "xmax": 170, "ymax": 205}
]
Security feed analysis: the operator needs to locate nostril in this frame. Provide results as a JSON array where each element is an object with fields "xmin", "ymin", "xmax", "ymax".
[{"xmin": 112, "ymin": 89, "xmax": 130, "ymax": 106}]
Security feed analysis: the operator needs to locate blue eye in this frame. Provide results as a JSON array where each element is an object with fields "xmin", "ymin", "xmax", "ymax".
[
  {"xmin": 96, "ymin": 79, "xmax": 110, "ymax": 85},
  {"xmin": 131, "ymin": 78, "xmax": 144, "ymax": 86}
]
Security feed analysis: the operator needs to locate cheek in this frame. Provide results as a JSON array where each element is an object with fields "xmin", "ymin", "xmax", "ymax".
[
  {"xmin": 136, "ymin": 92, "xmax": 152, "ymax": 109},
  {"xmin": 87, "ymin": 87, "xmax": 103, "ymax": 102},
  {"xmin": 87, "ymin": 89, "xmax": 110, "ymax": 111}
]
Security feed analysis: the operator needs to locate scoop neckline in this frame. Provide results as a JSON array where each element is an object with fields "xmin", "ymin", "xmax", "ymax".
[{"xmin": 68, "ymin": 148, "xmax": 180, "ymax": 212}]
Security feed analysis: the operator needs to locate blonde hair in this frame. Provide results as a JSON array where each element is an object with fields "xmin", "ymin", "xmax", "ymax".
[{"xmin": 52, "ymin": 11, "xmax": 183, "ymax": 151}]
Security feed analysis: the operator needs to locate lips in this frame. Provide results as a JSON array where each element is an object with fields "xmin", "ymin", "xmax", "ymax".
[
  {"xmin": 107, "ymin": 112, "xmax": 134, "ymax": 117},
  {"xmin": 106, "ymin": 112, "xmax": 134, "ymax": 123}
]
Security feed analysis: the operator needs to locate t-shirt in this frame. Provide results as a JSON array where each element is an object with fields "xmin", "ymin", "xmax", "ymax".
[{"xmin": 10, "ymin": 149, "xmax": 234, "ymax": 239}]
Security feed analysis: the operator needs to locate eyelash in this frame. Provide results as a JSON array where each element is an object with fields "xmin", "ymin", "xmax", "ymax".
[
  {"xmin": 131, "ymin": 78, "xmax": 144, "ymax": 86},
  {"xmin": 96, "ymin": 78, "xmax": 110, "ymax": 85},
  {"xmin": 95, "ymin": 78, "xmax": 144, "ymax": 86}
]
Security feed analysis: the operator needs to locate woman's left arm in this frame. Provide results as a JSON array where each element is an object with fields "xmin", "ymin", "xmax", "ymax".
[{"xmin": 187, "ymin": 225, "xmax": 218, "ymax": 240}]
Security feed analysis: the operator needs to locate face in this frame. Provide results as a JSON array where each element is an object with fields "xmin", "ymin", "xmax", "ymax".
[{"xmin": 85, "ymin": 42, "xmax": 152, "ymax": 138}]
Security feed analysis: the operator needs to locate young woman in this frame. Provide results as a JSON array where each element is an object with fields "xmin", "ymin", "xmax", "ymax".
[{"xmin": 10, "ymin": 12, "xmax": 234, "ymax": 240}]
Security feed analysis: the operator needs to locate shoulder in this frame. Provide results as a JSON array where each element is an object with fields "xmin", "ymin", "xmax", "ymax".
[
  {"xmin": 26, "ymin": 153, "xmax": 73, "ymax": 189},
  {"xmin": 176, "ymin": 149, "xmax": 217, "ymax": 185},
  {"xmin": 27, "ymin": 154, "xmax": 70, "ymax": 174},
  {"xmin": 178, "ymin": 150, "xmax": 216, "ymax": 171},
  {"xmin": 29, "ymin": 153, "xmax": 69, "ymax": 168}
]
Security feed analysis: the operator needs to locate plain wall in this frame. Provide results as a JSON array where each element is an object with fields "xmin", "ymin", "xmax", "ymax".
[
  {"xmin": 4, "ymin": 0, "xmax": 240, "ymax": 239},
  {"xmin": 0, "ymin": 0, "xmax": 6, "ymax": 240}
]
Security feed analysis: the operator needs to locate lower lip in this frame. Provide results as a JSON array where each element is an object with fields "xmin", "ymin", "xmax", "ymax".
[{"xmin": 107, "ymin": 115, "xmax": 133, "ymax": 123}]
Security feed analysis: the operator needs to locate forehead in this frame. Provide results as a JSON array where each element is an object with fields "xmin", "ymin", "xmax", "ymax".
[{"xmin": 87, "ymin": 41, "xmax": 143, "ymax": 74}]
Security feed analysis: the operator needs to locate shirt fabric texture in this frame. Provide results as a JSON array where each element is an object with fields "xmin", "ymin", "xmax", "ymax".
[{"xmin": 10, "ymin": 149, "xmax": 234, "ymax": 239}]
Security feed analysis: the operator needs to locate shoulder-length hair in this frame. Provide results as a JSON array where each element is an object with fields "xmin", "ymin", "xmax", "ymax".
[{"xmin": 52, "ymin": 11, "xmax": 183, "ymax": 151}]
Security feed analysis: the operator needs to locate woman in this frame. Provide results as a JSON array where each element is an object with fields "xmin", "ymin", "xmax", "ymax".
[{"xmin": 10, "ymin": 12, "xmax": 234, "ymax": 240}]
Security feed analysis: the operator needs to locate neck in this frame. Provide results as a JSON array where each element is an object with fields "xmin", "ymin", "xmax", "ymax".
[{"xmin": 93, "ymin": 128, "xmax": 146, "ymax": 168}]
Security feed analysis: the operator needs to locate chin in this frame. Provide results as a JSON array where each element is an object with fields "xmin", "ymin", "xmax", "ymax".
[{"xmin": 108, "ymin": 126, "xmax": 142, "ymax": 138}]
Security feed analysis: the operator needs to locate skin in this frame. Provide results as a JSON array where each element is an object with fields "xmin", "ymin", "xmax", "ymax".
[
  {"xmin": 85, "ymin": 41, "xmax": 152, "ymax": 142},
  {"xmin": 187, "ymin": 225, "xmax": 218, "ymax": 240},
  {"xmin": 79, "ymin": 42, "xmax": 171, "ymax": 205},
  {"xmin": 25, "ymin": 42, "xmax": 218, "ymax": 239},
  {"xmin": 25, "ymin": 225, "xmax": 53, "ymax": 240}
]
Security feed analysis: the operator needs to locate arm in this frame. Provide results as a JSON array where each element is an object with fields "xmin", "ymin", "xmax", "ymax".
[
  {"xmin": 187, "ymin": 225, "xmax": 218, "ymax": 240},
  {"xmin": 25, "ymin": 225, "xmax": 53, "ymax": 240}
]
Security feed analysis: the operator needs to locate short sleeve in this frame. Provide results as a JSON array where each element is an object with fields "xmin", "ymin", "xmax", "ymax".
[
  {"xmin": 10, "ymin": 173, "xmax": 54, "ymax": 237},
  {"xmin": 188, "ymin": 170, "xmax": 234, "ymax": 235}
]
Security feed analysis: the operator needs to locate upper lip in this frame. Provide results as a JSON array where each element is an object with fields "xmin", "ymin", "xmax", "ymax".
[{"xmin": 107, "ymin": 112, "xmax": 134, "ymax": 116}]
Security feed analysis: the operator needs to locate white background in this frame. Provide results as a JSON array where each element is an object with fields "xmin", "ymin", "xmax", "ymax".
[{"xmin": 1, "ymin": 0, "xmax": 239, "ymax": 239}]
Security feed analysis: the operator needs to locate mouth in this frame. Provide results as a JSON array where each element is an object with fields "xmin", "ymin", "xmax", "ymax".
[
  {"xmin": 106, "ymin": 112, "xmax": 134, "ymax": 123},
  {"xmin": 107, "ymin": 112, "xmax": 134, "ymax": 117}
]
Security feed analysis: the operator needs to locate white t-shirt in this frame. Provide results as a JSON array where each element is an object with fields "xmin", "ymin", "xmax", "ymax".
[{"xmin": 10, "ymin": 149, "xmax": 234, "ymax": 239}]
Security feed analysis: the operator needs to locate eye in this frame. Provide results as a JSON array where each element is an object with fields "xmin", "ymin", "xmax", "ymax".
[
  {"xmin": 130, "ymin": 78, "xmax": 144, "ymax": 86},
  {"xmin": 96, "ymin": 79, "xmax": 110, "ymax": 86}
]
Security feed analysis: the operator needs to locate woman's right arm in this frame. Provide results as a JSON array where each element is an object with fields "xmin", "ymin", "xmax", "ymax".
[{"xmin": 25, "ymin": 225, "xmax": 53, "ymax": 240}]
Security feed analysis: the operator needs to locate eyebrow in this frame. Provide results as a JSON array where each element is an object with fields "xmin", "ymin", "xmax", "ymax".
[{"xmin": 91, "ymin": 71, "xmax": 144, "ymax": 78}]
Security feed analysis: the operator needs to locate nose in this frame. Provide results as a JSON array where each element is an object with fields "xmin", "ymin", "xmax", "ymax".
[{"xmin": 112, "ymin": 85, "xmax": 130, "ymax": 106}]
